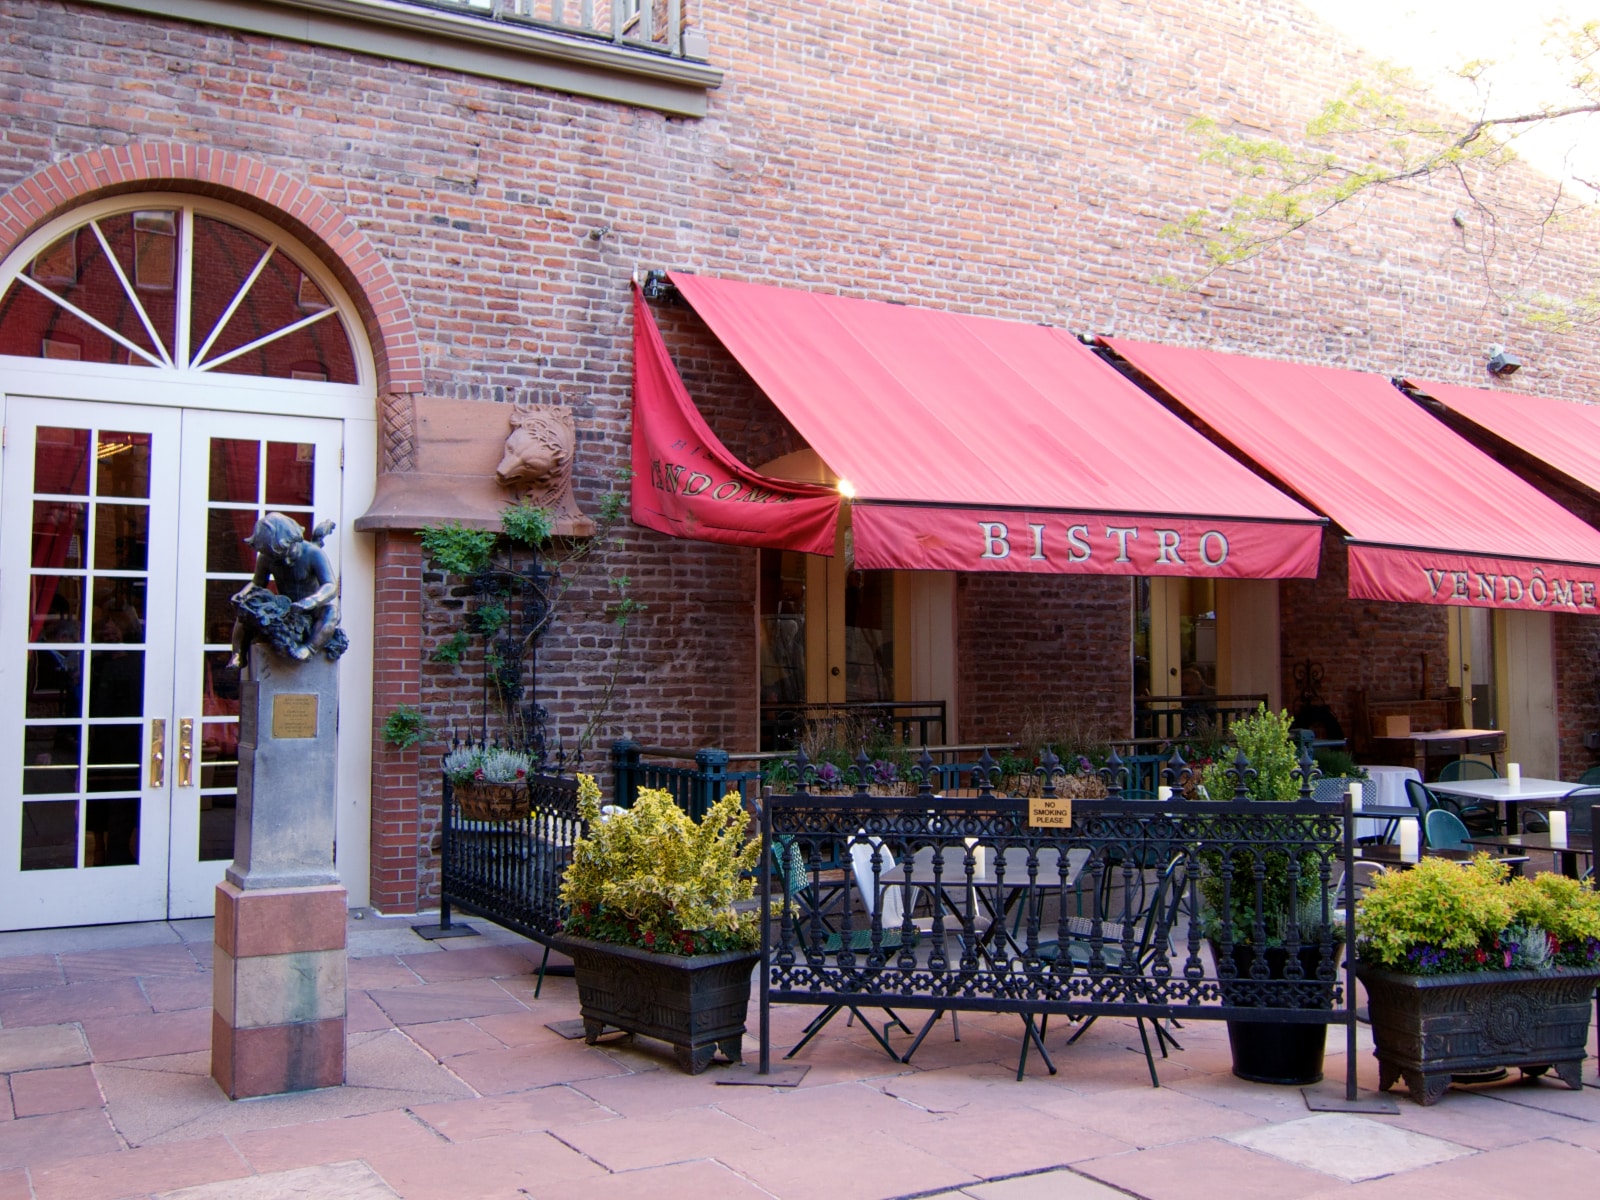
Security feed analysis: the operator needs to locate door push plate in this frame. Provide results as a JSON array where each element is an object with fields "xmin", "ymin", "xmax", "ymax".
[
  {"xmin": 177, "ymin": 718, "xmax": 194, "ymax": 788},
  {"xmin": 149, "ymin": 718, "xmax": 166, "ymax": 788}
]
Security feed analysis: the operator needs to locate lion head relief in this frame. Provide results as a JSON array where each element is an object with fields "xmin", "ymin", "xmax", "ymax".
[{"xmin": 496, "ymin": 403, "xmax": 575, "ymax": 501}]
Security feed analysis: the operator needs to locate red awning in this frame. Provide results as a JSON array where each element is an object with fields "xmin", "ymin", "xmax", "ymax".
[
  {"xmin": 642, "ymin": 273, "xmax": 1324, "ymax": 578},
  {"xmin": 1407, "ymin": 378, "xmax": 1600, "ymax": 499},
  {"xmin": 630, "ymin": 287, "xmax": 843, "ymax": 554},
  {"xmin": 1106, "ymin": 339, "xmax": 1600, "ymax": 611}
]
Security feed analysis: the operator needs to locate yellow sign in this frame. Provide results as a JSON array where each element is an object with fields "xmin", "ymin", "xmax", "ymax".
[
  {"xmin": 271, "ymin": 694, "xmax": 320, "ymax": 739},
  {"xmin": 1028, "ymin": 796, "xmax": 1072, "ymax": 828}
]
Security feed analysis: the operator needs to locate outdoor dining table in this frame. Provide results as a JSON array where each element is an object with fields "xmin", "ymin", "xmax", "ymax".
[
  {"xmin": 1355, "ymin": 766, "xmax": 1420, "ymax": 842},
  {"xmin": 1353, "ymin": 843, "xmax": 1529, "ymax": 870},
  {"xmin": 1465, "ymin": 831, "xmax": 1593, "ymax": 879},
  {"xmin": 1428, "ymin": 775, "xmax": 1574, "ymax": 834},
  {"xmin": 881, "ymin": 845, "xmax": 1092, "ymax": 962}
]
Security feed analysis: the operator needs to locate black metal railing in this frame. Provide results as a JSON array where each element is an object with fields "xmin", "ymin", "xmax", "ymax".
[
  {"xmin": 439, "ymin": 768, "xmax": 584, "ymax": 946},
  {"xmin": 397, "ymin": 0, "xmax": 700, "ymax": 58},
  {"xmin": 610, "ymin": 740, "xmax": 763, "ymax": 821},
  {"xmin": 756, "ymin": 747, "xmax": 1360, "ymax": 1092},
  {"xmin": 1134, "ymin": 693, "xmax": 1268, "ymax": 740},
  {"xmin": 759, "ymin": 699, "xmax": 948, "ymax": 753}
]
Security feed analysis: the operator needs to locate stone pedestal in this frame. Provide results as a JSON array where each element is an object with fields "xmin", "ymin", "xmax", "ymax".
[{"xmin": 212, "ymin": 647, "xmax": 346, "ymax": 1098}]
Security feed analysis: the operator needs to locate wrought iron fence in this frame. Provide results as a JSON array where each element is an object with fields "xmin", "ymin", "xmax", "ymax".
[
  {"xmin": 756, "ymin": 748, "xmax": 1359, "ymax": 1090},
  {"xmin": 438, "ymin": 763, "xmax": 584, "ymax": 946},
  {"xmin": 610, "ymin": 740, "xmax": 763, "ymax": 820},
  {"xmin": 1134, "ymin": 693, "xmax": 1268, "ymax": 741},
  {"xmin": 759, "ymin": 699, "xmax": 948, "ymax": 753}
]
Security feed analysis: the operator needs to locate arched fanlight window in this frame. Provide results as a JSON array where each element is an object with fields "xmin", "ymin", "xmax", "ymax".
[{"xmin": 0, "ymin": 201, "xmax": 359, "ymax": 384}]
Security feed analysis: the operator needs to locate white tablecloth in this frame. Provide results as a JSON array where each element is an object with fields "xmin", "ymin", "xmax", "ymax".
[{"xmin": 1356, "ymin": 765, "xmax": 1421, "ymax": 842}]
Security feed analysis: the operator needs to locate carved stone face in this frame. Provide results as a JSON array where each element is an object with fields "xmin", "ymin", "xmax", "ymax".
[
  {"xmin": 496, "ymin": 424, "xmax": 562, "ymax": 488},
  {"xmin": 495, "ymin": 405, "xmax": 574, "ymax": 493}
]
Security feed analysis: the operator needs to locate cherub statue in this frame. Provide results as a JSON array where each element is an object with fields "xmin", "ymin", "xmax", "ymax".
[{"xmin": 229, "ymin": 513, "xmax": 348, "ymax": 666}]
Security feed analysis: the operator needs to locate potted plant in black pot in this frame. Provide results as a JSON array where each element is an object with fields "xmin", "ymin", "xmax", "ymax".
[
  {"xmin": 1356, "ymin": 855, "xmax": 1600, "ymax": 1104},
  {"xmin": 558, "ymin": 777, "xmax": 761, "ymax": 1074},
  {"xmin": 1199, "ymin": 705, "xmax": 1337, "ymax": 1085}
]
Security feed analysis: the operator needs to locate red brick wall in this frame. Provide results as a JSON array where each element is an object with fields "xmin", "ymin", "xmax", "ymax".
[
  {"xmin": 370, "ymin": 532, "xmax": 423, "ymax": 911},
  {"xmin": 5, "ymin": 1, "xmax": 1598, "ymax": 906},
  {"xmin": 956, "ymin": 575, "xmax": 1133, "ymax": 746},
  {"xmin": 1279, "ymin": 541, "xmax": 1450, "ymax": 740}
]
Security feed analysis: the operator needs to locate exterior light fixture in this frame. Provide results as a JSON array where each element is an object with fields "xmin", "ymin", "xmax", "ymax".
[
  {"xmin": 836, "ymin": 479, "xmax": 857, "ymax": 498},
  {"xmin": 1486, "ymin": 345, "xmax": 1521, "ymax": 377}
]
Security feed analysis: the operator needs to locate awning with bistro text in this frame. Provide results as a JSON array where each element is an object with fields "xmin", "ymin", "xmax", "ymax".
[
  {"xmin": 1105, "ymin": 339, "xmax": 1600, "ymax": 611},
  {"xmin": 632, "ymin": 273, "xmax": 1325, "ymax": 578}
]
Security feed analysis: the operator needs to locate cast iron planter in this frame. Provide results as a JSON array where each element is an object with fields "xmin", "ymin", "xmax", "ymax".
[
  {"xmin": 563, "ymin": 935, "xmax": 759, "ymax": 1074},
  {"xmin": 1357, "ymin": 962, "xmax": 1600, "ymax": 1105}
]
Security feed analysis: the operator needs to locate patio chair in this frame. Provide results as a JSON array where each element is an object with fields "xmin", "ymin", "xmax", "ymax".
[
  {"xmin": 1406, "ymin": 777, "xmax": 1496, "ymax": 835},
  {"xmin": 1423, "ymin": 808, "xmax": 1472, "ymax": 852},
  {"xmin": 1036, "ymin": 852, "xmax": 1189, "ymax": 1088},
  {"xmin": 1332, "ymin": 860, "xmax": 1386, "ymax": 922},
  {"xmin": 1525, "ymin": 786, "xmax": 1600, "ymax": 839},
  {"xmin": 845, "ymin": 839, "xmax": 959, "ymax": 1046},
  {"xmin": 1577, "ymin": 767, "xmax": 1600, "ymax": 787},
  {"xmin": 776, "ymin": 837, "xmax": 912, "ymax": 1062}
]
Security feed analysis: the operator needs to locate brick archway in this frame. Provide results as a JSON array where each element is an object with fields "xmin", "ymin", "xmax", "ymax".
[
  {"xmin": 0, "ymin": 143, "xmax": 421, "ymax": 396},
  {"xmin": 0, "ymin": 143, "xmax": 429, "ymax": 913}
]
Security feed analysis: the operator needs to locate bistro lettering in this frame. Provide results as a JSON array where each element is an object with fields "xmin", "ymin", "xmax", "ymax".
[
  {"xmin": 978, "ymin": 520, "xmax": 1229, "ymax": 567},
  {"xmin": 650, "ymin": 458, "xmax": 794, "ymax": 505}
]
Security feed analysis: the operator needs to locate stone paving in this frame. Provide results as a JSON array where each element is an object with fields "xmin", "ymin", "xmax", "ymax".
[{"xmin": 0, "ymin": 913, "xmax": 1594, "ymax": 1199}]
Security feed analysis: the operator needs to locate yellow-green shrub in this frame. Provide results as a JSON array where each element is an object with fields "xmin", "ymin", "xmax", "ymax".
[
  {"xmin": 559, "ymin": 777, "xmax": 760, "ymax": 955},
  {"xmin": 1358, "ymin": 854, "xmax": 1600, "ymax": 972}
]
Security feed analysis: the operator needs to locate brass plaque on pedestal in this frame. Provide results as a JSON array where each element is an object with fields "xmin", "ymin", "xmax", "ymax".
[
  {"xmin": 1028, "ymin": 797, "xmax": 1072, "ymax": 828},
  {"xmin": 271, "ymin": 693, "xmax": 319, "ymax": 739}
]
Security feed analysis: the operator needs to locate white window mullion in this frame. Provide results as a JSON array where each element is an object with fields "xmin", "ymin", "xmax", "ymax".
[{"xmin": 175, "ymin": 205, "xmax": 195, "ymax": 370}]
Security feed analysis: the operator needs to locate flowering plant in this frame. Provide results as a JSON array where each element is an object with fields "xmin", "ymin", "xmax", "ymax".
[
  {"xmin": 1358, "ymin": 854, "xmax": 1600, "ymax": 974},
  {"xmin": 560, "ymin": 777, "xmax": 760, "ymax": 956},
  {"xmin": 442, "ymin": 745, "xmax": 531, "ymax": 787}
]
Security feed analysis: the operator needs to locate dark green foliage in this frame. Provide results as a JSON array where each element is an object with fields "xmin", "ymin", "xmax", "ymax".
[{"xmin": 382, "ymin": 705, "xmax": 431, "ymax": 750}]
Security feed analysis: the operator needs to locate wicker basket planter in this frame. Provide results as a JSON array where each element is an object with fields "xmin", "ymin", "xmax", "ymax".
[
  {"xmin": 453, "ymin": 781, "xmax": 526, "ymax": 822},
  {"xmin": 1357, "ymin": 963, "xmax": 1600, "ymax": 1105},
  {"xmin": 564, "ymin": 935, "xmax": 760, "ymax": 1074}
]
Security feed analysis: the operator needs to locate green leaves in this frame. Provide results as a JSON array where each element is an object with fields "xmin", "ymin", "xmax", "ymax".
[
  {"xmin": 382, "ymin": 705, "xmax": 431, "ymax": 750},
  {"xmin": 420, "ymin": 522, "xmax": 498, "ymax": 575}
]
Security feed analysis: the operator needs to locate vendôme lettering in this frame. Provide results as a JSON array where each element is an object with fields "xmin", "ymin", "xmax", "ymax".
[
  {"xmin": 1423, "ymin": 565, "xmax": 1600, "ymax": 609},
  {"xmin": 649, "ymin": 458, "xmax": 794, "ymax": 504}
]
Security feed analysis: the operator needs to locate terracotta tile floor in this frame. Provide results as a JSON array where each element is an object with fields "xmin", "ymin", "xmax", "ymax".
[{"xmin": 0, "ymin": 913, "xmax": 1591, "ymax": 1199}]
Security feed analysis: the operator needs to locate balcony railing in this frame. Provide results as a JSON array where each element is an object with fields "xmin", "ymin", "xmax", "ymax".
[{"xmin": 398, "ymin": 0, "xmax": 704, "ymax": 59}]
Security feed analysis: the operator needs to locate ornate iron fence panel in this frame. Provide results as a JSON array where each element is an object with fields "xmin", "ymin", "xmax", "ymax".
[
  {"xmin": 756, "ymin": 749, "xmax": 1360, "ymax": 1085},
  {"xmin": 439, "ymin": 769, "xmax": 584, "ymax": 946}
]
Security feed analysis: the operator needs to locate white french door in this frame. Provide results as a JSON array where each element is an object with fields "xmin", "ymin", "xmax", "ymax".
[{"xmin": 0, "ymin": 397, "xmax": 342, "ymax": 929}]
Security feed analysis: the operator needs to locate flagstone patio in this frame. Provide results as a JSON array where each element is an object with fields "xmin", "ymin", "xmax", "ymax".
[{"xmin": 0, "ymin": 913, "xmax": 1593, "ymax": 1199}]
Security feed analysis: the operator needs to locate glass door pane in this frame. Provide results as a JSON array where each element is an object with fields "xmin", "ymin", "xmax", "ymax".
[
  {"xmin": 167, "ymin": 412, "xmax": 343, "ymax": 918},
  {"xmin": 0, "ymin": 400, "xmax": 180, "ymax": 929}
]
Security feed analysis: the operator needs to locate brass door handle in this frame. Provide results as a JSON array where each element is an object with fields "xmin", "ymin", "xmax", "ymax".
[
  {"xmin": 177, "ymin": 718, "xmax": 194, "ymax": 788},
  {"xmin": 149, "ymin": 718, "xmax": 166, "ymax": 788}
]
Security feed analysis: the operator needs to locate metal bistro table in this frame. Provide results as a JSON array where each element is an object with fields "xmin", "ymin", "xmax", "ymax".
[
  {"xmin": 1429, "ymin": 775, "xmax": 1574, "ymax": 834},
  {"xmin": 1354, "ymin": 843, "xmax": 1529, "ymax": 870},
  {"xmin": 882, "ymin": 844, "xmax": 1091, "ymax": 1069},
  {"xmin": 882, "ymin": 845, "xmax": 1092, "ymax": 959}
]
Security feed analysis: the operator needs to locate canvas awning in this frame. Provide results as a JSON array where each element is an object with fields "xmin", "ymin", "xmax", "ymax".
[
  {"xmin": 632, "ymin": 274, "xmax": 1325, "ymax": 578},
  {"xmin": 1406, "ymin": 379, "xmax": 1600, "ymax": 501},
  {"xmin": 1105, "ymin": 339, "xmax": 1600, "ymax": 611}
]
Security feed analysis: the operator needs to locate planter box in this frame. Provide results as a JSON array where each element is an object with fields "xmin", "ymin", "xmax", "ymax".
[
  {"xmin": 1357, "ymin": 963, "xmax": 1600, "ymax": 1105},
  {"xmin": 564, "ymin": 935, "xmax": 759, "ymax": 1074}
]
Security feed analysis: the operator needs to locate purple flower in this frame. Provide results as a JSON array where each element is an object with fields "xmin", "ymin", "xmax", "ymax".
[
  {"xmin": 870, "ymin": 759, "xmax": 898, "ymax": 786},
  {"xmin": 814, "ymin": 762, "xmax": 843, "ymax": 788}
]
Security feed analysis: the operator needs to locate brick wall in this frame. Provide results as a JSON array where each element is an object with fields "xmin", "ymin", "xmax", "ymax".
[
  {"xmin": 1279, "ymin": 541, "xmax": 1450, "ymax": 740},
  {"xmin": 956, "ymin": 575, "xmax": 1133, "ymax": 746},
  {"xmin": 4, "ymin": 1, "xmax": 1598, "ymax": 906}
]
